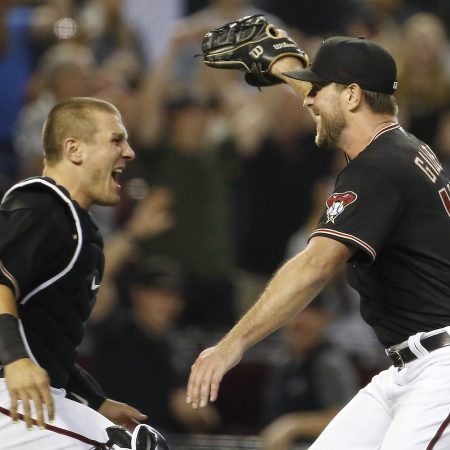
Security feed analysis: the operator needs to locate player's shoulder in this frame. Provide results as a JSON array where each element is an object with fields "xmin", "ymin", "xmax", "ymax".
[
  {"xmin": 361, "ymin": 125, "xmax": 419, "ymax": 162},
  {"xmin": 345, "ymin": 126, "xmax": 420, "ymax": 177},
  {"xmin": 1, "ymin": 177, "xmax": 72, "ymax": 213}
]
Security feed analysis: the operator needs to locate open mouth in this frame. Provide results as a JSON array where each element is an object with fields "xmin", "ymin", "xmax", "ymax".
[{"xmin": 111, "ymin": 168, "xmax": 123, "ymax": 187}]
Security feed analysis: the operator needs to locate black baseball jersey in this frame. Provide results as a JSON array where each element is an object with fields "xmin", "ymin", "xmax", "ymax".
[
  {"xmin": 0, "ymin": 177, "xmax": 106, "ymax": 408},
  {"xmin": 310, "ymin": 124, "xmax": 450, "ymax": 347}
]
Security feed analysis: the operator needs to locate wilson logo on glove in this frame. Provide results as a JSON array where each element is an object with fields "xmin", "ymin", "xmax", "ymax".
[
  {"xmin": 273, "ymin": 42, "xmax": 299, "ymax": 49},
  {"xmin": 249, "ymin": 46, "xmax": 264, "ymax": 58}
]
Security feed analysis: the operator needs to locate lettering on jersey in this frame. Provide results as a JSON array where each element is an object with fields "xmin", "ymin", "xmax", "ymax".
[
  {"xmin": 414, "ymin": 144, "xmax": 443, "ymax": 183},
  {"xmin": 325, "ymin": 191, "xmax": 357, "ymax": 224}
]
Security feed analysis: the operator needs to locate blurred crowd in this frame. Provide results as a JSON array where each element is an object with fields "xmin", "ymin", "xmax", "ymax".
[{"xmin": 1, "ymin": 0, "xmax": 450, "ymax": 448}]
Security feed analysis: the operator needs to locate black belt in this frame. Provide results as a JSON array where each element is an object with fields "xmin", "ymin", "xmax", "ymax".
[{"xmin": 386, "ymin": 331, "xmax": 450, "ymax": 368}]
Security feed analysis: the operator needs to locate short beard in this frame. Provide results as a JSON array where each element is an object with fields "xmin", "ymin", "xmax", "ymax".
[{"xmin": 316, "ymin": 106, "xmax": 345, "ymax": 152}]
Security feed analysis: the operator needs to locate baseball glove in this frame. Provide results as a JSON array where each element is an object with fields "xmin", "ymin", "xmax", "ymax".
[{"xmin": 201, "ymin": 15, "xmax": 308, "ymax": 87}]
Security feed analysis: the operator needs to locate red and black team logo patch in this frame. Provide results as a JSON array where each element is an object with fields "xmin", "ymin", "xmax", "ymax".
[{"xmin": 325, "ymin": 191, "xmax": 357, "ymax": 223}]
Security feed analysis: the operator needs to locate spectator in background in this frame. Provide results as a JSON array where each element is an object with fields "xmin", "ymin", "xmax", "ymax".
[
  {"xmin": 88, "ymin": 190, "xmax": 220, "ymax": 433},
  {"xmin": 370, "ymin": 0, "xmax": 450, "ymax": 32},
  {"xmin": 77, "ymin": 0, "xmax": 135, "ymax": 61},
  {"xmin": 260, "ymin": 299, "xmax": 359, "ymax": 450},
  {"xmin": 232, "ymin": 87, "xmax": 335, "ymax": 314},
  {"xmin": 263, "ymin": 0, "xmax": 369, "ymax": 37},
  {"xmin": 395, "ymin": 13, "xmax": 450, "ymax": 143},
  {"xmin": 131, "ymin": 90, "xmax": 237, "ymax": 330},
  {"xmin": 121, "ymin": 0, "xmax": 184, "ymax": 67},
  {"xmin": 91, "ymin": 255, "xmax": 220, "ymax": 434},
  {"xmin": 89, "ymin": 186, "xmax": 174, "ymax": 323},
  {"xmin": 77, "ymin": 0, "xmax": 145, "ymax": 83},
  {"xmin": 75, "ymin": 0, "xmax": 147, "ymax": 151},
  {"xmin": 130, "ymin": 30, "xmax": 238, "ymax": 330}
]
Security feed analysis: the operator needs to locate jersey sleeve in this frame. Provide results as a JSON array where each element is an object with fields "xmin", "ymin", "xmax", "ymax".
[
  {"xmin": 0, "ymin": 193, "xmax": 68, "ymax": 298},
  {"xmin": 310, "ymin": 163, "xmax": 404, "ymax": 263},
  {"xmin": 66, "ymin": 363, "xmax": 107, "ymax": 410}
]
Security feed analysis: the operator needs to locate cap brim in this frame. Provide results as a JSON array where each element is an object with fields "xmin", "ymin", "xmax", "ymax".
[{"xmin": 282, "ymin": 67, "xmax": 329, "ymax": 83}]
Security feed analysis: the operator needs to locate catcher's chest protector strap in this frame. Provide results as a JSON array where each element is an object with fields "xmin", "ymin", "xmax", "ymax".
[{"xmin": 1, "ymin": 177, "xmax": 83, "ymax": 305}]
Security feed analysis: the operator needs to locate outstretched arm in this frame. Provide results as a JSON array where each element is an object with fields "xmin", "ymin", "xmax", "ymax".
[{"xmin": 186, "ymin": 237, "xmax": 354, "ymax": 409}]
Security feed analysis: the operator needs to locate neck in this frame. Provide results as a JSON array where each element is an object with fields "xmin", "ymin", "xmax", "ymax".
[
  {"xmin": 342, "ymin": 114, "xmax": 398, "ymax": 160},
  {"xmin": 43, "ymin": 165, "xmax": 90, "ymax": 209}
]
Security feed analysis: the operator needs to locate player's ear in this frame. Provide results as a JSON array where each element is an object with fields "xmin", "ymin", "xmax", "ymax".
[
  {"xmin": 63, "ymin": 138, "xmax": 83, "ymax": 165},
  {"xmin": 345, "ymin": 83, "xmax": 363, "ymax": 111}
]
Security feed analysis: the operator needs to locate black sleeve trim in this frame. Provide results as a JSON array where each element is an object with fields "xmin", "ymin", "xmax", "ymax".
[
  {"xmin": 310, "ymin": 228, "xmax": 376, "ymax": 262},
  {"xmin": 66, "ymin": 364, "xmax": 107, "ymax": 410}
]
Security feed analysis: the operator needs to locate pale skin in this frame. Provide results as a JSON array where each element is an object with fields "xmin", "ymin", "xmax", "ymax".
[
  {"xmin": 2, "ymin": 109, "xmax": 148, "ymax": 429},
  {"xmin": 43, "ymin": 110, "xmax": 135, "ymax": 209},
  {"xmin": 186, "ymin": 42, "xmax": 399, "ymax": 409}
]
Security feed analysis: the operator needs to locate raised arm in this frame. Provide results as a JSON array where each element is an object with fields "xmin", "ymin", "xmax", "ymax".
[
  {"xmin": 199, "ymin": 16, "xmax": 314, "ymax": 119},
  {"xmin": 269, "ymin": 53, "xmax": 313, "ymax": 104}
]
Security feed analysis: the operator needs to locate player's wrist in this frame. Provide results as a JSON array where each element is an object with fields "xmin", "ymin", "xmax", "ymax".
[
  {"xmin": 270, "ymin": 55, "xmax": 307, "ymax": 79},
  {"xmin": 0, "ymin": 314, "xmax": 29, "ymax": 365}
]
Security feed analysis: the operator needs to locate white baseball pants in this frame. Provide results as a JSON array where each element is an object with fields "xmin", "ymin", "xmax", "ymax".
[
  {"xmin": 310, "ymin": 330, "xmax": 450, "ymax": 450},
  {"xmin": 0, "ymin": 378, "xmax": 116, "ymax": 449}
]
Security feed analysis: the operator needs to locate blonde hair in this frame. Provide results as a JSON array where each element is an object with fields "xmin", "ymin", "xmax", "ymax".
[{"xmin": 42, "ymin": 97, "xmax": 120, "ymax": 165}]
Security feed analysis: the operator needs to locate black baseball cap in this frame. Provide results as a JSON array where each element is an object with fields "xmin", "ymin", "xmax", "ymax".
[{"xmin": 283, "ymin": 36, "xmax": 398, "ymax": 95}]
